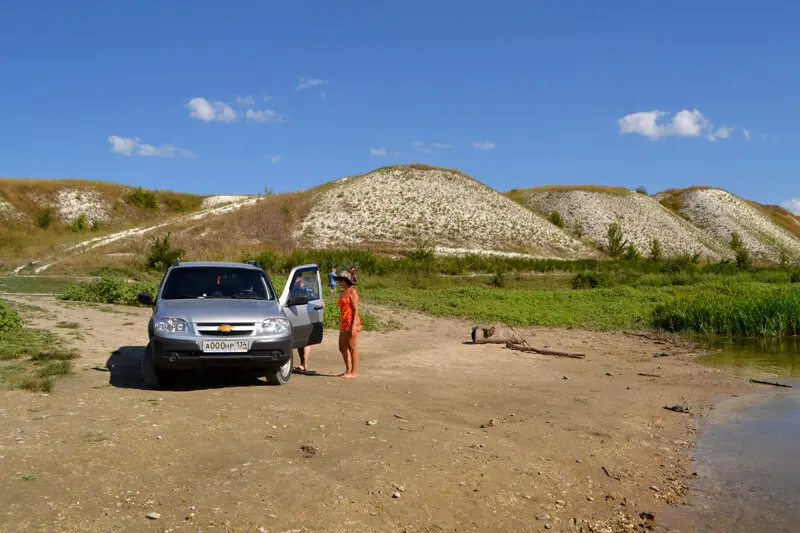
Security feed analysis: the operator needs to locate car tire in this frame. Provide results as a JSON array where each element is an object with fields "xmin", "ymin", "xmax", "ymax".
[
  {"xmin": 265, "ymin": 357, "xmax": 292, "ymax": 385},
  {"xmin": 141, "ymin": 343, "xmax": 179, "ymax": 390}
]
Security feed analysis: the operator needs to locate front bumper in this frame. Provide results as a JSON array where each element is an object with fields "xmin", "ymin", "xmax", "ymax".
[{"xmin": 150, "ymin": 335, "xmax": 292, "ymax": 370}]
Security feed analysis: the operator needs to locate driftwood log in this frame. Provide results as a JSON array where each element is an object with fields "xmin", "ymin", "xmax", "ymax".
[
  {"xmin": 506, "ymin": 343, "xmax": 586, "ymax": 359},
  {"xmin": 749, "ymin": 378, "xmax": 792, "ymax": 388},
  {"xmin": 471, "ymin": 325, "xmax": 525, "ymax": 345}
]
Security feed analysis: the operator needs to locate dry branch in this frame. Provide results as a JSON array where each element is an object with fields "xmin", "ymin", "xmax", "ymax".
[
  {"xmin": 505, "ymin": 343, "xmax": 586, "ymax": 359},
  {"xmin": 749, "ymin": 378, "xmax": 792, "ymax": 388}
]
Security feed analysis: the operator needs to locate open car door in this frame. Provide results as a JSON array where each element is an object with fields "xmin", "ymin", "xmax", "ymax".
[{"xmin": 279, "ymin": 264, "xmax": 324, "ymax": 349}]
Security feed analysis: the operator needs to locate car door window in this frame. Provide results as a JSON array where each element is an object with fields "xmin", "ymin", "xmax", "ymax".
[{"xmin": 289, "ymin": 268, "xmax": 321, "ymax": 301}]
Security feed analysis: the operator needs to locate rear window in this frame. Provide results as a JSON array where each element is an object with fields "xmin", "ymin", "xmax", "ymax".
[{"xmin": 161, "ymin": 267, "xmax": 273, "ymax": 300}]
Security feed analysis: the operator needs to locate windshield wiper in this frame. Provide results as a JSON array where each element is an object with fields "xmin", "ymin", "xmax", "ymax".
[{"xmin": 231, "ymin": 294, "xmax": 265, "ymax": 300}]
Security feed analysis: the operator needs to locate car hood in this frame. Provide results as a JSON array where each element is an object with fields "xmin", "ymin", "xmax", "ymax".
[{"xmin": 156, "ymin": 299, "xmax": 282, "ymax": 323}]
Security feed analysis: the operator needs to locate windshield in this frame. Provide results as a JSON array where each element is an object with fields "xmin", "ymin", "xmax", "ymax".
[{"xmin": 161, "ymin": 267, "xmax": 273, "ymax": 300}]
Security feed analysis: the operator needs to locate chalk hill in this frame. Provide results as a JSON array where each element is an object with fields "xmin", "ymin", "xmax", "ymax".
[
  {"xmin": 656, "ymin": 187, "xmax": 800, "ymax": 262},
  {"xmin": 298, "ymin": 166, "xmax": 595, "ymax": 258},
  {"xmin": 508, "ymin": 186, "xmax": 732, "ymax": 260}
]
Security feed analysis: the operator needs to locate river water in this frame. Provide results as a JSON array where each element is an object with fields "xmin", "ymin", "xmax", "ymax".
[{"xmin": 660, "ymin": 339, "xmax": 800, "ymax": 532}]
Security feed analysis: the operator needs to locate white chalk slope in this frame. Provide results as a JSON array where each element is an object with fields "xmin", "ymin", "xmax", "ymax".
[
  {"xmin": 516, "ymin": 188, "xmax": 731, "ymax": 259},
  {"xmin": 300, "ymin": 167, "xmax": 595, "ymax": 258},
  {"xmin": 678, "ymin": 188, "xmax": 800, "ymax": 262}
]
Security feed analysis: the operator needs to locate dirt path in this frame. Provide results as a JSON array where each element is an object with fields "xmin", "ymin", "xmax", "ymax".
[{"xmin": 0, "ymin": 295, "xmax": 748, "ymax": 532}]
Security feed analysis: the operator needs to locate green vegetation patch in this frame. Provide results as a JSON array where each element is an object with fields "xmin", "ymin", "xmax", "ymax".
[
  {"xmin": 0, "ymin": 299, "xmax": 77, "ymax": 392},
  {"xmin": 60, "ymin": 275, "xmax": 158, "ymax": 306}
]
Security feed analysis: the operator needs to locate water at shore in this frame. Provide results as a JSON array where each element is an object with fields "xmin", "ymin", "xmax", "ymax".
[{"xmin": 661, "ymin": 339, "xmax": 800, "ymax": 532}]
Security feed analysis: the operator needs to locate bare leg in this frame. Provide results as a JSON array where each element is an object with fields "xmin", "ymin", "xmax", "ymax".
[
  {"xmin": 338, "ymin": 331, "xmax": 351, "ymax": 376},
  {"xmin": 343, "ymin": 333, "xmax": 359, "ymax": 378},
  {"xmin": 296, "ymin": 345, "xmax": 310, "ymax": 371}
]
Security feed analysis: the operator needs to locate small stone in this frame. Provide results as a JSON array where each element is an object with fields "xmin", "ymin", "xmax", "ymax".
[
  {"xmin": 562, "ymin": 376, "xmax": 568, "ymax": 380},
  {"xmin": 146, "ymin": 512, "xmax": 161, "ymax": 520},
  {"xmin": 395, "ymin": 485, "xmax": 406, "ymax": 492},
  {"xmin": 649, "ymin": 485, "xmax": 660, "ymax": 492},
  {"xmin": 545, "ymin": 420, "xmax": 552, "ymax": 424},
  {"xmin": 576, "ymin": 459, "xmax": 583, "ymax": 463},
  {"xmin": 366, "ymin": 420, "xmax": 378, "ymax": 426},
  {"xmin": 535, "ymin": 514, "xmax": 550, "ymax": 521},
  {"xmin": 545, "ymin": 524, "xmax": 553, "ymax": 530},
  {"xmin": 606, "ymin": 372, "xmax": 613, "ymax": 376},
  {"xmin": 459, "ymin": 482, "xmax": 466, "ymax": 486},
  {"xmin": 556, "ymin": 499, "xmax": 566, "ymax": 506},
  {"xmin": 392, "ymin": 492, "xmax": 401, "ymax": 499},
  {"xmin": 586, "ymin": 496, "xmax": 594, "ymax": 501},
  {"xmin": 185, "ymin": 513, "xmax": 195, "ymax": 520},
  {"xmin": 156, "ymin": 435, "xmax": 162, "ymax": 440}
]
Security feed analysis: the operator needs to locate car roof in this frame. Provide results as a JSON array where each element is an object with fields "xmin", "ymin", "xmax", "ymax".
[{"xmin": 171, "ymin": 261, "xmax": 261, "ymax": 270}]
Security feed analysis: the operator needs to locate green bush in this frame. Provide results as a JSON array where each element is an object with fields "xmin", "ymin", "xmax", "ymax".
[
  {"xmin": 35, "ymin": 208, "xmax": 55, "ymax": 229},
  {"xmin": 0, "ymin": 301, "xmax": 23, "ymax": 332},
  {"xmin": 68, "ymin": 214, "xmax": 89, "ymax": 233},
  {"xmin": 147, "ymin": 233, "xmax": 184, "ymax": 271},
  {"xmin": 606, "ymin": 222, "xmax": 626, "ymax": 258},
  {"xmin": 791, "ymin": 270, "xmax": 800, "ymax": 284},
  {"xmin": 548, "ymin": 211, "xmax": 565, "ymax": 228},
  {"xmin": 572, "ymin": 271, "xmax": 608, "ymax": 289},
  {"xmin": 59, "ymin": 276, "xmax": 158, "ymax": 306},
  {"xmin": 623, "ymin": 243, "xmax": 641, "ymax": 261},
  {"xmin": 649, "ymin": 239, "xmax": 663, "ymax": 262},
  {"xmin": 125, "ymin": 187, "xmax": 158, "ymax": 209}
]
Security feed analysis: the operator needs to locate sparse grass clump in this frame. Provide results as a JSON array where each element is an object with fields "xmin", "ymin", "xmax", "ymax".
[
  {"xmin": 572, "ymin": 271, "xmax": 608, "ymax": 289},
  {"xmin": 0, "ymin": 300, "xmax": 78, "ymax": 392},
  {"xmin": 68, "ymin": 214, "xmax": 89, "ymax": 233},
  {"xmin": 35, "ymin": 208, "xmax": 55, "ymax": 229},
  {"xmin": 147, "ymin": 233, "xmax": 184, "ymax": 271},
  {"xmin": 125, "ymin": 187, "xmax": 158, "ymax": 209},
  {"xmin": 548, "ymin": 211, "xmax": 565, "ymax": 228}
]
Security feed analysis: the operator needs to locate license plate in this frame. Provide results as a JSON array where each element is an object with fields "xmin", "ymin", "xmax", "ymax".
[{"xmin": 201, "ymin": 340, "xmax": 250, "ymax": 353}]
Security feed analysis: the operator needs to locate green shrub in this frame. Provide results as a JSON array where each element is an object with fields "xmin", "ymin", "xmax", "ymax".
[
  {"xmin": 606, "ymin": 222, "xmax": 626, "ymax": 258},
  {"xmin": 635, "ymin": 186, "xmax": 648, "ymax": 195},
  {"xmin": 125, "ymin": 187, "xmax": 158, "ymax": 209},
  {"xmin": 649, "ymin": 239, "xmax": 663, "ymax": 262},
  {"xmin": 791, "ymin": 270, "xmax": 800, "ymax": 284},
  {"xmin": 730, "ymin": 232, "xmax": 744, "ymax": 251},
  {"xmin": 147, "ymin": 233, "xmax": 184, "ymax": 271},
  {"xmin": 35, "ymin": 208, "xmax": 55, "ymax": 229},
  {"xmin": 491, "ymin": 271, "xmax": 507, "ymax": 288},
  {"xmin": 0, "ymin": 301, "xmax": 23, "ymax": 332},
  {"xmin": 548, "ymin": 211, "xmax": 565, "ymax": 228},
  {"xmin": 572, "ymin": 222, "xmax": 584, "ymax": 239},
  {"xmin": 572, "ymin": 271, "xmax": 608, "ymax": 289},
  {"xmin": 623, "ymin": 242, "xmax": 641, "ymax": 262},
  {"xmin": 59, "ymin": 276, "xmax": 158, "ymax": 306},
  {"xmin": 68, "ymin": 214, "xmax": 88, "ymax": 233}
]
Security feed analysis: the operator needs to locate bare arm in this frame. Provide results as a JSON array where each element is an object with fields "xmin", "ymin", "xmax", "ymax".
[{"xmin": 350, "ymin": 289, "xmax": 359, "ymax": 319}]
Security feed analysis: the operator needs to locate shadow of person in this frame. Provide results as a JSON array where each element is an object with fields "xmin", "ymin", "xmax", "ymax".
[{"xmin": 105, "ymin": 346, "xmax": 271, "ymax": 391}]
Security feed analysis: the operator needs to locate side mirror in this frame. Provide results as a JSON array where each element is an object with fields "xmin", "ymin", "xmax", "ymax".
[
  {"xmin": 137, "ymin": 292, "xmax": 155, "ymax": 306},
  {"xmin": 287, "ymin": 294, "xmax": 310, "ymax": 306}
]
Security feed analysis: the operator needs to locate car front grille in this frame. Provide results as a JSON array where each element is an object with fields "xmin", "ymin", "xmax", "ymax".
[{"xmin": 199, "ymin": 330, "xmax": 253, "ymax": 337}]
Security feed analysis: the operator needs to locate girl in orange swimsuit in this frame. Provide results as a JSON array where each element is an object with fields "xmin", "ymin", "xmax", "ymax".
[{"xmin": 335, "ymin": 272, "xmax": 361, "ymax": 378}]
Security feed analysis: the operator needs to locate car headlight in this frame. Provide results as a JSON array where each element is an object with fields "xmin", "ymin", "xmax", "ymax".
[
  {"xmin": 261, "ymin": 317, "xmax": 290, "ymax": 335},
  {"xmin": 154, "ymin": 317, "xmax": 191, "ymax": 334}
]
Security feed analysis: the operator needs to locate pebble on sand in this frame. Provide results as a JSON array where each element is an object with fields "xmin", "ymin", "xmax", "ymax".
[
  {"xmin": 366, "ymin": 420, "xmax": 378, "ymax": 426},
  {"xmin": 146, "ymin": 512, "xmax": 161, "ymax": 520}
]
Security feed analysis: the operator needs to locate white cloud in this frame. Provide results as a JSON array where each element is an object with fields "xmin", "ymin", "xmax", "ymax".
[
  {"xmin": 186, "ymin": 97, "xmax": 237, "ymax": 122},
  {"xmin": 617, "ymin": 109, "xmax": 745, "ymax": 141},
  {"xmin": 270, "ymin": 155, "xmax": 281, "ymax": 163},
  {"xmin": 708, "ymin": 126, "xmax": 734, "ymax": 142},
  {"xmin": 297, "ymin": 77, "xmax": 328, "ymax": 90},
  {"xmin": 245, "ymin": 108, "xmax": 286, "ymax": 124},
  {"xmin": 432, "ymin": 143, "xmax": 453, "ymax": 149},
  {"xmin": 108, "ymin": 136, "xmax": 195, "ymax": 158},
  {"xmin": 411, "ymin": 140, "xmax": 424, "ymax": 149},
  {"xmin": 781, "ymin": 199, "xmax": 800, "ymax": 215},
  {"xmin": 263, "ymin": 95, "xmax": 272, "ymax": 102},
  {"xmin": 472, "ymin": 141, "xmax": 496, "ymax": 150},
  {"xmin": 743, "ymin": 129, "xmax": 752, "ymax": 141},
  {"xmin": 235, "ymin": 95, "xmax": 255, "ymax": 106},
  {"xmin": 370, "ymin": 148, "xmax": 402, "ymax": 157}
]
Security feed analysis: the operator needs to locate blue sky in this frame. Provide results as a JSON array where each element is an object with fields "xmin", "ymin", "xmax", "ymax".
[{"xmin": 0, "ymin": 1, "xmax": 798, "ymax": 211}]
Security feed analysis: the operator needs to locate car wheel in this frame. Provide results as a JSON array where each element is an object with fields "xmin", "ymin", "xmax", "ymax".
[
  {"xmin": 141, "ymin": 343, "xmax": 179, "ymax": 390},
  {"xmin": 265, "ymin": 357, "xmax": 292, "ymax": 385}
]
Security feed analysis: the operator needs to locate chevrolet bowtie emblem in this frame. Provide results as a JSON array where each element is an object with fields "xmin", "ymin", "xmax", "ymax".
[{"xmin": 217, "ymin": 325, "xmax": 233, "ymax": 332}]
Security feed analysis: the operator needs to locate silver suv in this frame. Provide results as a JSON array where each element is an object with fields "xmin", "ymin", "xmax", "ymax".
[{"xmin": 136, "ymin": 260, "xmax": 324, "ymax": 389}]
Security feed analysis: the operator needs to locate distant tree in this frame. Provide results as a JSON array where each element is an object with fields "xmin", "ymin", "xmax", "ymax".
[
  {"xmin": 147, "ymin": 233, "xmax": 184, "ymax": 271},
  {"xmin": 635, "ymin": 186, "xmax": 649, "ymax": 195},
  {"xmin": 735, "ymin": 247, "xmax": 752, "ymax": 270},
  {"xmin": 730, "ymin": 232, "xmax": 744, "ymax": 251},
  {"xmin": 649, "ymin": 239, "xmax": 663, "ymax": 262},
  {"xmin": 548, "ymin": 211, "xmax": 565, "ymax": 228},
  {"xmin": 624, "ymin": 242, "xmax": 641, "ymax": 261},
  {"xmin": 68, "ymin": 214, "xmax": 88, "ymax": 233},
  {"xmin": 572, "ymin": 222, "xmax": 584, "ymax": 239},
  {"xmin": 778, "ymin": 247, "xmax": 791, "ymax": 268},
  {"xmin": 606, "ymin": 222, "xmax": 626, "ymax": 258}
]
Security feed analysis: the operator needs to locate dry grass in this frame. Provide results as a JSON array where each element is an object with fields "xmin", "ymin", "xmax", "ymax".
[
  {"xmin": 508, "ymin": 185, "xmax": 632, "ymax": 199},
  {"xmin": 747, "ymin": 202, "xmax": 800, "ymax": 238}
]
